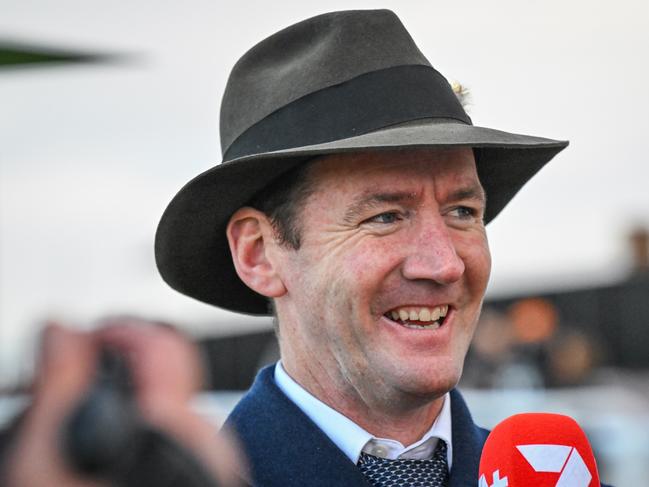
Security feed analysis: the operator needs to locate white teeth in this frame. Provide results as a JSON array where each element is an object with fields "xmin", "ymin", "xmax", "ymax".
[
  {"xmin": 431, "ymin": 307, "xmax": 441, "ymax": 322},
  {"xmin": 387, "ymin": 305, "xmax": 450, "ymax": 325}
]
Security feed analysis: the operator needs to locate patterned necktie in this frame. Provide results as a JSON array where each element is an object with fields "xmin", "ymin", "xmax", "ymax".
[{"xmin": 358, "ymin": 439, "xmax": 449, "ymax": 487}]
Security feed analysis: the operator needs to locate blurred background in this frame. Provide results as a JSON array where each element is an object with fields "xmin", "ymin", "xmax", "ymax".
[{"xmin": 1, "ymin": 1, "xmax": 648, "ymax": 484}]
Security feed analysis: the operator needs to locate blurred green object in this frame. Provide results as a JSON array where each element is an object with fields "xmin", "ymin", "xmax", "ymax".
[{"xmin": 0, "ymin": 40, "xmax": 114, "ymax": 69}]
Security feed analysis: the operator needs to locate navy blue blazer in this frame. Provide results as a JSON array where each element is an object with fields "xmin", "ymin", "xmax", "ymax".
[
  {"xmin": 225, "ymin": 366, "xmax": 489, "ymax": 487},
  {"xmin": 226, "ymin": 367, "xmax": 614, "ymax": 486}
]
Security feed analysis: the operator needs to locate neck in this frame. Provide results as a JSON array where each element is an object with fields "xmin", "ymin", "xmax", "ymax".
[
  {"xmin": 343, "ymin": 395, "xmax": 445, "ymax": 446},
  {"xmin": 282, "ymin": 359, "xmax": 445, "ymax": 446}
]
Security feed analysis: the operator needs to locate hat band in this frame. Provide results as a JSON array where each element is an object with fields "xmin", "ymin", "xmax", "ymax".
[{"xmin": 223, "ymin": 65, "xmax": 472, "ymax": 161}]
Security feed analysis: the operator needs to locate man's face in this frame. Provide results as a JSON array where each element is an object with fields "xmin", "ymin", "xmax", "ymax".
[{"xmin": 274, "ymin": 148, "xmax": 491, "ymax": 408}]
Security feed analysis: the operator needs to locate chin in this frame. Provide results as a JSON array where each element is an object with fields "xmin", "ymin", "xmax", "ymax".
[{"xmin": 392, "ymin": 360, "xmax": 463, "ymax": 399}]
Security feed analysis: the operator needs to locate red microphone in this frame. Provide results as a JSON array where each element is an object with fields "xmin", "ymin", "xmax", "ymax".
[{"xmin": 478, "ymin": 413, "xmax": 600, "ymax": 487}]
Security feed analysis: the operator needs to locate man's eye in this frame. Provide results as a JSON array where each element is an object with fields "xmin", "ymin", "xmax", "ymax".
[
  {"xmin": 365, "ymin": 212, "xmax": 403, "ymax": 224},
  {"xmin": 450, "ymin": 206, "xmax": 477, "ymax": 220}
]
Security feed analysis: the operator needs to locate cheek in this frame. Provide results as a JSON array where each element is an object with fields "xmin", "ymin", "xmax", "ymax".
[
  {"xmin": 339, "ymin": 238, "xmax": 401, "ymax": 290},
  {"xmin": 457, "ymin": 232, "xmax": 491, "ymax": 291}
]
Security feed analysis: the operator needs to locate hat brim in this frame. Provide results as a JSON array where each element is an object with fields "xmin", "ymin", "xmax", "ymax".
[{"xmin": 155, "ymin": 119, "xmax": 568, "ymax": 315}]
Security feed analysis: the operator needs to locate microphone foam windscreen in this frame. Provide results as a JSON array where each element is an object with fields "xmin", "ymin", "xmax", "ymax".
[{"xmin": 478, "ymin": 413, "xmax": 600, "ymax": 487}]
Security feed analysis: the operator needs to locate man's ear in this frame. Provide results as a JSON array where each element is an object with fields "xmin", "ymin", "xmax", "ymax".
[{"xmin": 226, "ymin": 207, "xmax": 287, "ymax": 298}]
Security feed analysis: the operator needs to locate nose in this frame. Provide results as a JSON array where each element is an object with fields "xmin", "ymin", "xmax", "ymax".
[{"xmin": 401, "ymin": 216, "xmax": 465, "ymax": 285}]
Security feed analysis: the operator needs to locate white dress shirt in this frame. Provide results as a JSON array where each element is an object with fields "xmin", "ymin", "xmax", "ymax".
[{"xmin": 274, "ymin": 362, "xmax": 453, "ymax": 469}]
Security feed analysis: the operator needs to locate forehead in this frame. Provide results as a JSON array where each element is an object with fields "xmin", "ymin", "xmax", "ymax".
[{"xmin": 306, "ymin": 148, "xmax": 481, "ymax": 196}]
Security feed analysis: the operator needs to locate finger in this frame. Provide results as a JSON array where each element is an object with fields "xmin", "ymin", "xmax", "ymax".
[
  {"xmin": 34, "ymin": 324, "xmax": 98, "ymax": 407},
  {"xmin": 94, "ymin": 320, "xmax": 246, "ymax": 485},
  {"xmin": 96, "ymin": 320, "xmax": 204, "ymax": 408},
  {"xmin": 5, "ymin": 325, "xmax": 103, "ymax": 487},
  {"xmin": 96, "ymin": 322, "xmax": 199, "ymax": 412}
]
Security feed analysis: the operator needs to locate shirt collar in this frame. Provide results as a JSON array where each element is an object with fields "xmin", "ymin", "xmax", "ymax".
[{"xmin": 274, "ymin": 362, "xmax": 453, "ymax": 467}]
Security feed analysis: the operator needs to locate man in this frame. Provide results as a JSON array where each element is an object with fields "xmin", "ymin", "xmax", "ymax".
[
  {"xmin": 2, "ymin": 9, "xmax": 609, "ymax": 487},
  {"xmin": 155, "ymin": 8, "xmax": 604, "ymax": 487}
]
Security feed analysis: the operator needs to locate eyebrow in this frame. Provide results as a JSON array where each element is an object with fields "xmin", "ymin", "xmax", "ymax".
[
  {"xmin": 448, "ymin": 184, "xmax": 487, "ymax": 206},
  {"xmin": 342, "ymin": 184, "xmax": 487, "ymax": 223},
  {"xmin": 343, "ymin": 191, "xmax": 417, "ymax": 223}
]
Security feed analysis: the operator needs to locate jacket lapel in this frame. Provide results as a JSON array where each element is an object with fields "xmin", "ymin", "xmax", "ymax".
[
  {"xmin": 225, "ymin": 366, "xmax": 371, "ymax": 487},
  {"xmin": 448, "ymin": 389, "xmax": 489, "ymax": 487}
]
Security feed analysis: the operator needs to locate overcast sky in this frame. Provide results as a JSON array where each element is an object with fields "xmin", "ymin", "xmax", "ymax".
[{"xmin": 1, "ymin": 0, "xmax": 648, "ymax": 387}]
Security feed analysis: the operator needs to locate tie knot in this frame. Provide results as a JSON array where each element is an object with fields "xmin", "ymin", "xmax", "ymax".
[{"xmin": 358, "ymin": 439, "xmax": 449, "ymax": 487}]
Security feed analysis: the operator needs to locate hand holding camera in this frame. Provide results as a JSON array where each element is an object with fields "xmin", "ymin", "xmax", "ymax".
[{"xmin": 2, "ymin": 320, "xmax": 245, "ymax": 487}]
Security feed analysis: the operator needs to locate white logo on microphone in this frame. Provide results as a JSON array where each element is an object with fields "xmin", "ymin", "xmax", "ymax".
[
  {"xmin": 478, "ymin": 469, "xmax": 508, "ymax": 487},
  {"xmin": 516, "ymin": 444, "xmax": 592, "ymax": 487}
]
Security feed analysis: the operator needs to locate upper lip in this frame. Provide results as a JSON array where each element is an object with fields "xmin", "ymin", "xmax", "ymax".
[
  {"xmin": 380, "ymin": 298, "xmax": 457, "ymax": 314},
  {"xmin": 385, "ymin": 303, "xmax": 450, "ymax": 311}
]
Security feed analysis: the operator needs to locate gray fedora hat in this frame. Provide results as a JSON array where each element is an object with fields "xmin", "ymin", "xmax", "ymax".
[{"xmin": 155, "ymin": 9, "xmax": 568, "ymax": 315}]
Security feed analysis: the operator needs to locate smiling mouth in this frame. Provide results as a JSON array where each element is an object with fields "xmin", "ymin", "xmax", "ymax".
[{"xmin": 384, "ymin": 305, "xmax": 449, "ymax": 330}]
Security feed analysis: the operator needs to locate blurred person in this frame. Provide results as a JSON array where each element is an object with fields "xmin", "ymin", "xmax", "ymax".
[
  {"xmin": 0, "ymin": 321, "xmax": 246, "ymax": 486},
  {"xmin": 501, "ymin": 299, "xmax": 599, "ymax": 389},
  {"xmin": 498, "ymin": 298, "xmax": 561, "ymax": 389},
  {"xmin": 545, "ymin": 329, "xmax": 599, "ymax": 387},
  {"xmin": 508, "ymin": 297, "xmax": 559, "ymax": 345},
  {"xmin": 153, "ymin": 9, "xmax": 612, "ymax": 486}
]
